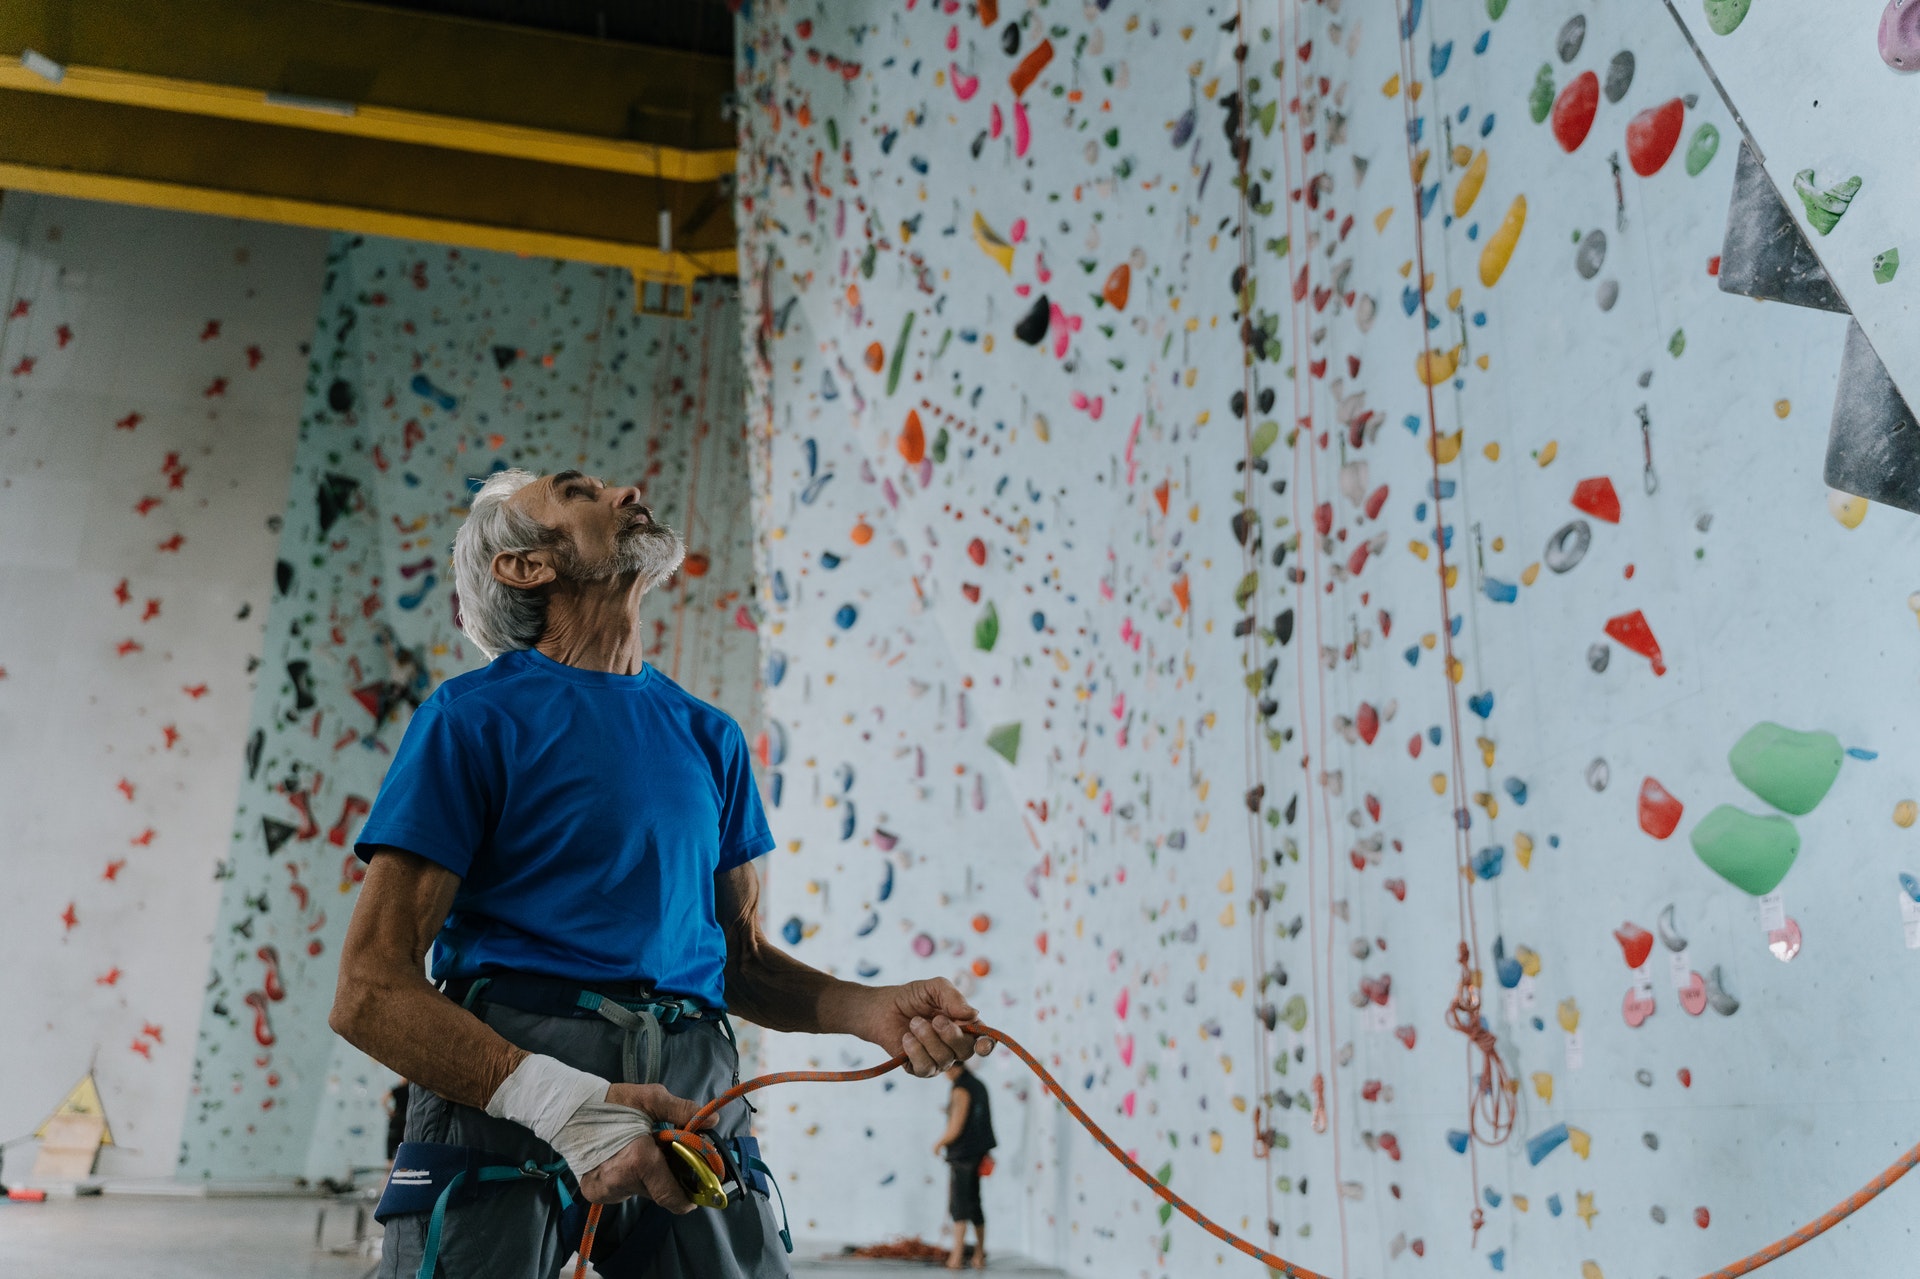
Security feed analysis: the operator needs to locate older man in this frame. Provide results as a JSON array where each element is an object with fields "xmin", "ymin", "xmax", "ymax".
[{"xmin": 330, "ymin": 468, "xmax": 989, "ymax": 1279}]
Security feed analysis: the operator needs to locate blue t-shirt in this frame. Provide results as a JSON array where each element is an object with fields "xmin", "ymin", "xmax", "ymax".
[{"xmin": 353, "ymin": 647, "xmax": 773, "ymax": 1008}]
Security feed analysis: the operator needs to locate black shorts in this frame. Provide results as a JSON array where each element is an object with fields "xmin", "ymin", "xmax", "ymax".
[{"xmin": 947, "ymin": 1158, "xmax": 984, "ymax": 1225}]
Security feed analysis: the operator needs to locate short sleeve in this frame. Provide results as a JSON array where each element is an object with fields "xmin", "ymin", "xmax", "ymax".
[
  {"xmin": 716, "ymin": 721, "xmax": 775, "ymax": 873},
  {"xmin": 354, "ymin": 703, "xmax": 492, "ymax": 878}
]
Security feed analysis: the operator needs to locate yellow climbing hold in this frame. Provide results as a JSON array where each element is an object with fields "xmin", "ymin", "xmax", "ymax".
[
  {"xmin": 1430, "ymin": 773, "xmax": 1449, "ymax": 795},
  {"xmin": 1475, "ymin": 353, "xmax": 1491, "ymax": 370},
  {"xmin": 1520, "ymin": 562, "xmax": 1540, "ymax": 586},
  {"xmin": 1557, "ymin": 998, "xmax": 1580, "ymax": 1033},
  {"xmin": 1219, "ymin": 902, "xmax": 1236, "ymax": 927},
  {"xmin": 1408, "ymin": 540, "xmax": 1430, "ymax": 561},
  {"xmin": 1513, "ymin": 1194, "xmax": 1529, "ymax": 1213},
  {"xmin": 1491, "ymin": 536, "xmax": 1505, "ymax": 552},
  {"xmin": 1446, "ymin": 655, "xmax": 1464, "ymax": 682},
  {"xmin": 1398, "ymin": 259, "xmax": 1415, "ymax": 278},
  {"xmin": 1383, "ymin": 73, "xmax": 1401, "ymax": 98},
  {"xmin": 1514, "ymin": 831, "xmax": 1534, "ymax": 868},
  {"xmin": 1411, "ymin": 149, "xmax": 1430, "ymax": 185},
  {"xmin": 1483, "ymin": 442, "xmax": 1500, "ymax": 461},
  {"xmin": 1443, "ymin": 564, "xmax": 1459, "ymax": 590},
  {"xmin": 1451, "ymin": 144, "xmax": 1474, "ymax": 167},
  {"xmin": 1516, "ymin": 946, "xmax": 1541, "ymax": 977},
  {"xmin": 1453, "ymin": 149, "xmax": 1488, "ymax": 218},
  {"xmin": 1532, "ymin": 1071, "xmax": 1554, "ymax": 1102},
  {"xmin": 1774, "ymin": 399, "xmax": 1791, "ymax": 419},
  {"xmin": 1537, "ymin": 440, "xmax": 1558, "ymax": 467},
  {"xmin": 1420, "ymin": 632, "xmax": 1437, "ymax": 649},
  {"xmin": 972, "ymin": 212, "xmax": 1015, "ymax": 273},
  {"xmin": 1896, "ymin": 800, "xmax": 1917, "ymax": 828},
  {"xmin": 1576, "ymin": 1192, "xmax": 1598, "ymax": 1229},
  {"xmin": 1209, "ymin": 1130, "xmax": 1224, "ymax": 1154},
  {"xmin": 1479, "ymin": 194, "xmax": 1527, "ymax": 287},
  {"xmin": 1568, "ymin": 1127, "xmax": 1591, "ymax": 1159},
  {"xmin": 1429, "ymin": 424, "xmax": 1464, "ymax": 460},
  {"xmin": 1581, "ymin": 1263, "xmax": 1604, "ymax": 1279},
  {"xmin": 1477, "ymin": 736, "xmax": 1496, "ymax": 767},
  {"xmin": 1446, "ymin": 287, "xmax": 1463, "ymax": 311},
  {"xmin": 1218, "ymin": 870, "xmax": 1234, "ymax": 893},
  {"xmin": 1375, "ymin": 207, "xmax": 1395, "ymax": 233},
  {"xmin": 1828, "ymin": 489, "xmax": 1869, "ymax": 528}
]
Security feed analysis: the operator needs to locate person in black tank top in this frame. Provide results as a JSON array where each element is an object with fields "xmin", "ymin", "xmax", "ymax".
[{"xmin": 935, "ymin": 1063, "xmax": 996, "ymax": 1269}]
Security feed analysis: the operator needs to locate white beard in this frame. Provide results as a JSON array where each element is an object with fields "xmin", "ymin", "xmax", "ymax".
[{"xmin": 560, "ymin": 520, "xmax": 686, "ymax": 590}]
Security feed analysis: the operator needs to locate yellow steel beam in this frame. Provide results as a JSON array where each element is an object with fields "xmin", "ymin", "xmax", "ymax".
[
  {"xmin": 0, "ymin": 0, "xmax": 738, "ymax": 151},
  {"xmin": 0, "ymin": 56, "xmax": 736, "ymax": 183},
  {"xmin": 0, "ymin": 160, "xmax": 736, "ymax": 284}
]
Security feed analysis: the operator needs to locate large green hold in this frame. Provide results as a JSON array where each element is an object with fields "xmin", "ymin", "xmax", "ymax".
[
  {"xmin": 986, "ymin": 722, "xmax": 1022, "ymax": 764},
  {"xmin": 1690, "ymin": 805, "xmax": 1800, "ymax": 895},
  {"xmin": 1729, "ymin": 722, "xmax": 1843, "ymax": 814},
  {"xmin": 974, "ymin": 601, "xmax": 1000, "ymax": 652},
  {"xmin": 1702, "ymin": 0, "xmax": 1751, "ymax": 36},
  {"xmin": 1528, "ymin": 64, "xmax": 1555, "ymax": 124}
]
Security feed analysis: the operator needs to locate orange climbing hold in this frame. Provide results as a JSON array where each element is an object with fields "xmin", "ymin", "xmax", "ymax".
[
  {"xmin": 1571, "ymin": 476, "xmax": 1621, "ymax": 523},
  {"xmin": 1103, "ymin": 263, "xmax": 1131, "ymax": 310},
  {"xmin": 850, "ymin": 521, "xmax": 874, "ymax": 546},
  {"xmin": 898, "ymin": 409, "xmax": 926, "ymax": 464},
  {"xmin": 864, "ymin": 342, "xmax": 885, "ymax": 372}
]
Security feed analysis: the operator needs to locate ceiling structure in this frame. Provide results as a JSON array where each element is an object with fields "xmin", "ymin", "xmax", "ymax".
[{"xmin": 0, "ymin": 0, "xmax": 738, "ymax": 302}]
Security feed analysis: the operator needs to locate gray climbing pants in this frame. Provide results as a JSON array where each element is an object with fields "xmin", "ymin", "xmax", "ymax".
[{"xmin": 377, "ymin": 1000, "xmax": 790, "ymax": 1279}]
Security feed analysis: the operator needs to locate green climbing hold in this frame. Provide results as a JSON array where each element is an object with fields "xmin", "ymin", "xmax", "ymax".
[
  {"xmin": 986, "ymin": 722, "xmax": 1022, "ymax": 764},
  {"xmin": 1690, "ymin": 805, "xmax": 1800, "ymax": 895},
  {"xmin": 1668, "ymin": 329, "xmax": 1686, "ymax": 357},
  {"xmin": 1250, "ymin": 419, "xmax": 1279, "ymax": 457},
  {"xmin": 886, "ymin": 310, "xmax": 915, "ymax": 395},
  {"xmin": 1488, "ymin": 0, "xmax": 1510, "ymax": 17},
  {"xmin": 1529, "ymin": 64, "xmax": 1555, "ymax": 124},
  {"xmin": 1280, "ymin": 994, "xmax": 1309, "ymax": 1032},
  {"xmin": 1729, "ymin": 722, "xmax": 1843, "ymax": 815},
  {"xmin": 1233, "ymin": 571, "xmax": 1259, "ymax": 611},
  {"xmin": 1684, "ymin": 124, "xmax": 1721, "ymax": 176},
  {"xmin": 1793, "ymin": 170, "xmax": 1863, "ymax": 236},
  {"xmin": 1702, "ymin": 0, "xmax": 1751, "ymax": 36},
  {"xmin": 974, "ymin": 601, "xmax": 1000, "ymax": 652},
  {"xmin": 1874, "ymin": 248, "xmax": 1900, "ymax": 284}
]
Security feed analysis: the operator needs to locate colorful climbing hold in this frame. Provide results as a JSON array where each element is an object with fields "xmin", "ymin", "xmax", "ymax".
[
  {"xmin": 1625, "ymin": 99, "xmax": 1685, "ymax": 177},
  {"xmin": 1637, "ymin": 777, "xmax": 1684, "ymax": 839},
  {"xmin": 1728, "ymin": 722, "xmax": 1843, "ymax": 815},
  {"xmin": 1551, "ymin": 72, "xmax": 1600, "ymax": 152},
  {"xmin": 1603, "ymin": 609, "xmax": 1665, "ymax": 675},
  {"xmin": 1479, "ymin": 196, "xmax": 1527, "ymax": 286},
  {"xmin": 1570, "ymin": 476, "xmax": 1621, "ymax": 523},
  {"xmin": 1690, "ymin": 805, "xmax": 1801, "ymax": 895},
  {"xmin": 1794, "ymin": 169, "xmax": 1863, "ymax": 236}
]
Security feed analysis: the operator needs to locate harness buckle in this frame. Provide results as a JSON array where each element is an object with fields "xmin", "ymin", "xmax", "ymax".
[{"xmin": 518, "ymin": 1161, "xmax": 552, "ymax": 1181}]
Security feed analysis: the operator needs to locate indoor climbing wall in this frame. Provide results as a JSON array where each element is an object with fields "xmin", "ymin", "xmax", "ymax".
[
  {"xmin": 0, "ymin": 194, "xmax": 326, "ymax": 1179},
  {"xmin": 178, "ymin": 238, "xmax": 760, "ymax": 1182},
  {"xmin": 739, "ymin": 1, "xmax": 1920, "ymax": 1277}
]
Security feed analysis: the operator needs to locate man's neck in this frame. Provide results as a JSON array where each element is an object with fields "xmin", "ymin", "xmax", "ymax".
[{"xmin": 535, "ymin": 584, "xmax": 648, "ymax": 675}]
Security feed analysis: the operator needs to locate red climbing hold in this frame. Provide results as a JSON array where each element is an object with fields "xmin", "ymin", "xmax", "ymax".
[
  {"xmin": 1571, "ymin": 476, "xmax": 1621, "ymax": 523},
  {"xmin": 1384, "ymin": 878, "xmax": 1408, "ymax": 901},
  {"xmin": 1678, "ymin": 1067, "xmax": 1692, "ymax": 1087},
  {"xmin": 1315, "ymin": 502, "xmax": 1334, "ymax": 536},
  {"xmin": 1614, "ymin": 922, "xmax": 1654, "ymax": 969},
  {"xmin": 1364, "ymin": 484, "xmax": 1390, "ymax": 520},
  {"xmin": 1694, "ymin": 1207, "xmax": 1711, "ymax": 1229},
  {"xmin": 1356, "ymin": 702, "xmax": 1380, "ymax": 745},
  {"xmin": 1605, "ymin": 609, "xmax": 1667, "ymax": 675},
  {"xmin": 967, "ymin": 537, "xmax": 987, "ymax": 566},
  {"xmin": 1637, "ymin": 776, "xmax": 1684, "ymax": 839},
  {"xmin": 1551, "ymin": 71, "xmax": 1601, "ymax": 153},
  {"xmin": 1626, "ymin": 98, "xmax": 1685, "ymax": 177}
]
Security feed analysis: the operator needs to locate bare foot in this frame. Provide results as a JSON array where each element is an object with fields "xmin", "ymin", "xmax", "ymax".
[
  {"xmin": 972, "ymin": 1251, "xmax": 987, "ymax": 1270},
  {"xmin": 944, "ymin": 1255, "xmax": 964, "ymax": 1271}
]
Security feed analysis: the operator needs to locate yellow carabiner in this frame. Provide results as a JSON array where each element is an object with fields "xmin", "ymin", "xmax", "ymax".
[{"xmin": 665, "ymin": 1138, "xmax": 729, "ymax": 1210}]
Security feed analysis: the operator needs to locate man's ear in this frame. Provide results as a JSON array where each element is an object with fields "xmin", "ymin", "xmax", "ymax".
[{"xmin": 491, "ymin": 546, "xmax": 557, "ymax": 591}]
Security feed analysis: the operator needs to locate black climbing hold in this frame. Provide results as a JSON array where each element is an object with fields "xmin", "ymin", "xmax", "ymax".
[
  {"xmin": 327, "ymin": 379, "xmax": 354, "ymax": 413},
  {"xmin": 261, "ymin": 817, "xmax": 297, "ymax": 855},
  {"xmin": 491, "ymin": 345, "xmax": 518, "ymax": 370},
  {"xmin": 275, "ymin": 559, "xmax": 295, "ymax": 595},
  {"xmin": 1274, "ymin": 608, "xmax": 1295, "ymax": 645},
  {"xmin": 317, "ymin": 473, "xmax": 361, "ymax": 534},
  {"xmin": 1001, "ymin": 22, "xmax": 1020, "ymax": 56},
  {"xmin": 1014, "ymin": 294, "xmax": 1051, "ymax": 345}
]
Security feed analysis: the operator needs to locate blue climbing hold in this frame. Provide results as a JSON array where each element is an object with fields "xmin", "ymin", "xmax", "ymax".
[
  {"xmin": 1504, "ymin": 777, "xmax": 1528, "ymax": 805},
  {"xmin": 1446, "ymin": 1129, "xmax": 1471, "ymax": 1154},
  {"xmin": 834, "ymin": 604, "xmax": 858, "ymax": 629},
  {"xmin": 1467, "ymin": 690, "xmax": 1494, "ymax": 718},
  {"xmin": 1483, "ymin": 577, "xmax": 1518, "ymax": 604},
  {"xmin": 1472, "ymin": 844, "xmax": 1505, "ymax": 879},
  {"xmin": 780, "ymin": 917, "xmax": 804, "ymax": 945},
  {"xmin": 1526, "ymin": 1122, "xmax": 1569, "ymax": 1166}
]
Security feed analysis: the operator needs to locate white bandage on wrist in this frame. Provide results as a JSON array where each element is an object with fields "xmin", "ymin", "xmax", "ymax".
[{"xmin": 484, "ymin": 1054, "xmax": 657, "ymax": 1176}]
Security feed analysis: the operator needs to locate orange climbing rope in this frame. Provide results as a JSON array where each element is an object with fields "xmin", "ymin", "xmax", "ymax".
[
  {"xmin": 572, "ymin": 1024, "xmax": 1334, "ymax": 1279},
  {"xmin": 566, "ymin": 1022, "xmax": 1920, "ymax": 1279}
]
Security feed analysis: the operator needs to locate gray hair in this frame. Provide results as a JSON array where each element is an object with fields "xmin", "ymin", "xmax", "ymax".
[{"xmin": 451, "ymin": 468, "xmax": 564, "ymax": 660}]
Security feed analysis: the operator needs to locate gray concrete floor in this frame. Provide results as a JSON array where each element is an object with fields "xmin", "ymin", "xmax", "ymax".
[{"xmin": 0, "ymin": 1194, "xmax": 1067, "ymax": 1278}]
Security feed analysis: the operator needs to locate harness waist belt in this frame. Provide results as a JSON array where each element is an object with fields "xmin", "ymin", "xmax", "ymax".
[{"xmin": 441, "ymin": 972, "xmax": 713, "ymax": 1026}]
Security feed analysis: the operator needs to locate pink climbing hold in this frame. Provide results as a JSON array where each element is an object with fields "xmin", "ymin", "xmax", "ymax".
[
  {"xmin": 1679, "ymin": 971, "xmax": 1708, "ymax": 1015},
  {"xmin": 1622, "ymin": 984, "xmax": 1656, "ymax": 1027},
  {"xmin": 1881, "ymin": 0, "xmax": 1920, "ymax": 70},
  {"xmin": 1637, "ymin": 776, "xmax": 1684, "ymax": 839},
  {"xmin": 1605, "ymin": 609, "xmax": 1667, "ymax": 675},
  {"xmin": 950, "ymin": 63, "xmax": 980, "ymax": 101},
  {"xmin": 1571, "ymin": 476, "xmax": 1622, "ymax": 523}
]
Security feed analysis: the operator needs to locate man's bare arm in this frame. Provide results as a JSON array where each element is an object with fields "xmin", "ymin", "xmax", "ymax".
[
  {"xmin": 716, "ymin": 862, "xmax": 992, "ymax": 1076},
  {"xmin": 328, "ymin": 848, "xmax": 528, "ymax": 1109}
]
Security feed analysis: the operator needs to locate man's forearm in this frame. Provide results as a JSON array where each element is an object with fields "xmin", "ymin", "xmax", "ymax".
[
  {"xmin": 329, "ymin": 971, "xmax": 529, "ymax": 1111},
  {"xmin": 724, "ymin": 944, "xmax": 869, "ymax": 1036}
]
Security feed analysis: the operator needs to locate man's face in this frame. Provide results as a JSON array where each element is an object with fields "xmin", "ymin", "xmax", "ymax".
[{"xmin": 513, "ymin": 470, "xmax": 685, "ymax": 589}]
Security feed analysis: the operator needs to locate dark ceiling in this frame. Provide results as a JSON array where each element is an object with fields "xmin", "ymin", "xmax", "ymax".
[{"xmin": 350, "ymin": 0, "xmax": 736, "ymax": 57}]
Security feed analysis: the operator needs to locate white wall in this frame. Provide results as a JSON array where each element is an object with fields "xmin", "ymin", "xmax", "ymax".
[{"xmin": 0, "ymin": 194, "xmax": 326, "ymax": 1179}]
